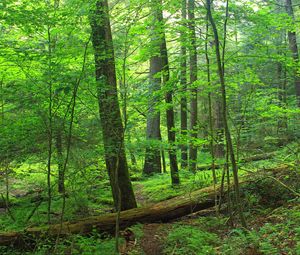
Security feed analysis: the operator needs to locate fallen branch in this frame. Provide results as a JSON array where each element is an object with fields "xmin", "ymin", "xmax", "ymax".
[{"xmin": 263, "ymin": 175, "xmax": 300, "ymax": 197}]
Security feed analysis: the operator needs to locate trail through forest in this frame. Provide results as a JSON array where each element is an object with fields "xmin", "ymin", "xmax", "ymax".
[{"xmin": 141, "ymin": 224, "xmax": 167, "ymax": 255}]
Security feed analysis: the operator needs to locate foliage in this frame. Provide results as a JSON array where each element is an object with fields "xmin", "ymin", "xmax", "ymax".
[
  {"xmin": 0, "ymin": 0, "xmax": 300, "ymax": 253},
  {"xmin": 0, "ymin": 233, "xmax": 119, "ymax": 255},
  {"xmin": 221, "ymin": 204, "xmax": 300, "ymax": 255},
  {"xmin": 163, "ymin": 224, "xmax": 219, "ymax": 255}
]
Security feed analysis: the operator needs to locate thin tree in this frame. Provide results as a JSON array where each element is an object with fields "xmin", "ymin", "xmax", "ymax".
[
  {"xmin": 55, "ymin": 118, "xmax": 64, "ymax": 193},
  {"xmin": 180, "ymin": 0, "xmax": 188, "ymax": 169},
  {"xmin": 205, "ymin": 14, "xmax": 218, "ymax": 211},
  {"xmin": 206, "ymin": 0, "xmax": 247, "ymax": 228},
  {"xmin": 158, "ymin": 0, "xmax": 180, "ymax": 185},
  {"xmin": 188, "ymin": 0, "xmax": 198, "ymax": 171},
  {"xmin": 285, "ymin": 0, "xmax": 300, "ymax": 107}
]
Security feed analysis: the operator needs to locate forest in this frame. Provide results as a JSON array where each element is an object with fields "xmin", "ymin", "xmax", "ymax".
[{"xmin": 0, "ymin": 0, "xmax": 300, "ymax": 254}]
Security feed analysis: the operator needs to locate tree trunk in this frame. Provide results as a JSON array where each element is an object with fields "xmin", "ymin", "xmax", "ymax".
[
  {"xmin": 188, "ymin": 0, "xmax": 198, "ymax": 171},
  {"xmin": 158, "ymin": 0, "xmax": 180, "ymax": 185},
  {"xmin": 180, "ymin": 0, "xmax": 188, "ymax": 169},
  {"xmin": 143, "ymin": 0, "xmax": 162, "ymax": 175},
  {"xmin": 206, "ymin": 0, "xmax": 247, "ymax": 228},
  {"xmin": 90, "ymin": 0, "xmax": 137, "ymax": 211},
  {"xmin": 285, "ymin": 0, "xmax": 300, "ymax": 107}
]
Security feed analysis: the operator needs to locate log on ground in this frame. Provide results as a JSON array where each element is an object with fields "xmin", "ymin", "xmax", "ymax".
[
  {"xmin": 197, "ymin": 152, "xmax": 276, "ymax": 171},
  {"xmin": 0, "ymin": 164, "xmax": 289, "ymax": 247}
]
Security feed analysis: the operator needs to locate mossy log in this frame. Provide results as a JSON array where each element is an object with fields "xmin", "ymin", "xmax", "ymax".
[
  {"xmin": 0, "ymin": 186, "xmax": 218, "ymax": 246},
  {"xmin": 0, "ymin": 164, "xmax": 289, "ymax": 247},
  {"xmin": 197, "ymin": 152, "xmax": 276, "ymax": 171}
]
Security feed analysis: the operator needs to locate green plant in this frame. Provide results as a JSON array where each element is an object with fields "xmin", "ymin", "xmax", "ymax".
[{"xmin": 164, "ymin": 224, "xmax": 219, "ymax": 255}]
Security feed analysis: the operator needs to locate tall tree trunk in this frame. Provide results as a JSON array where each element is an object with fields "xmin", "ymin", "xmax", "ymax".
[
  {"xmin": 143, "ymin": 0, "xmax": 162, "ymax": 175},
  {"xmin": 206, "ymin": 0, "xmax": 247, "ymax": 228},
  {"xmin": 205, "ymin": 16, "xmax": 218, "ymax": 210},
  {"xmin": 46, "ymin": 23, "xmax": 53, "ymax": 224},
  {"xmin": 158, "ymin": 0, "xmax": 180, "ymax": 185},
  {"xmin": 188, "ymin": 0, "xmax": 198, "ymax": 171},
  {"xmin": 180, "ymin": 0, "xmax": 188, "ymax": 169},
  {"xmin": 214, "ymin": 0, "xmax": 228, "ymax": 159},
  {"xmin": 90, "ymin": 0, "xmax": 137, "ymax": 211},
  {"xmin": 285, "ymin": 0, "xmax": 300, "ymax": 107}
]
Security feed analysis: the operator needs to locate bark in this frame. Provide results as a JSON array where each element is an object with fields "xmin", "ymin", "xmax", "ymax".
[
  {"xmin": 180, "ymin": 0, "xmax": 188, "ymax": 169},
  {"xmin": 90, "ymin": 0, "xmax": 137, "ymax": 210},
  {"xmin": 143, "ymin": 0, "xmax": 162, "ymax": 175},
  {"xmin": 158, "ymin": 0, "xmax": 180, "ymax": 185},
  {"xmin": 188, "ymin": 0, "xmax": 198, "ymax": 171},
  {"xmin": 285, "ymin": 0, "xmax": 300, "ymax": 106},
  {"xmin": 0, "ymin": 186, "xmax": 218, "ymax": 247}
]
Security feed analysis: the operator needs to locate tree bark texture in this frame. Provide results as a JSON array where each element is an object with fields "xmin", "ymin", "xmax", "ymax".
[
  {"xmin": 90, "ymin": 0, "xmax": 137, "ymax": 210},
  {"xmin": 143, "ymin": 0, "xmax": 163, "ymax": 175},
  {"xmin": 158, "ymin": 0, "xmax": 180, "ymax": 185}
]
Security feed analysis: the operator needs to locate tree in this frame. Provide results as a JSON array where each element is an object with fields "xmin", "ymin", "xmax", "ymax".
[
  {"xmin": 143, "ymin": 0, "xmax": 163, "ymax": 175},
  {"xmin": 188, "ymin": 0, "xmax": 198, "ymax": 171},
  {"xmin": 206, "ymin": 0, "xmax": 247, "ymax": 228},
  {"xmin": 90, "ymin": 0, "xmax": 137, "ymax": 211},
  {"xmin": 285, "ymin": 0, "xmax": 300, "ymax": 107},
  {"xmin": 180, "ymin": 0, "xmax": 188, "ymax": 169},
  {"xmin": 158, "ymin": 0, "xmax": 180, "ymax": 185}
]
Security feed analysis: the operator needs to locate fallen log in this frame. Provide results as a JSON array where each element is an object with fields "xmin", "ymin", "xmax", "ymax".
[
  {"xmin": 0, "ymin": 164, "xmax": 289, "ymax": 247},
  {"xmin": 197, "ymin": 152, "xmax": 276, "ymax": 171}
]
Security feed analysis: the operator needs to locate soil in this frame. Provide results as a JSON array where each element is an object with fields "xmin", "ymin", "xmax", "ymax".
[{"xmin": 141, "ymin": 224, "xmax": 168, "ymax": 255}]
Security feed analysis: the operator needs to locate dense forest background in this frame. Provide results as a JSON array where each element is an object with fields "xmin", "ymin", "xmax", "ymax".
[{"xmin": 0, "ymin": 0, "xmax": 300, "ymax": 254}]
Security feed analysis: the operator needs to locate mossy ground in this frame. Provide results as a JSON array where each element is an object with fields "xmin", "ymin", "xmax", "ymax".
[{"xmin": 0, "ymin": 144, "xmax": 299, "ymax": 254}]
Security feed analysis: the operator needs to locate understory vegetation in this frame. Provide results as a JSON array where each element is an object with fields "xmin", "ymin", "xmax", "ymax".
[
  {"xmin": 1, "ymin": 0, "xmax": 300, "ymax": 254},
  {"xmin": 0, "ymin": 144, "xmax": 299, "ymax": 254}
]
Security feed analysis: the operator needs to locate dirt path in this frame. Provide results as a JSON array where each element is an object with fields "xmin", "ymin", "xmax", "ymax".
[
  {"xmin": 134, "ymin": 184, "xmax": 153, "ymax": 207},
  {"xmin": 141, "ymin": 223, "xmax": 169, "ymax": 255}
]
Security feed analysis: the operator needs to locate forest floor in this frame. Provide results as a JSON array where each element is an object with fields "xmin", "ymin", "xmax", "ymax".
[
  {"xmin": 0, "ymin": 146, "xmax": 299, "ymax": 254},
  {"xmin": 122, "ymin": 166, "xmax": 300, "ymax": 255}
]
